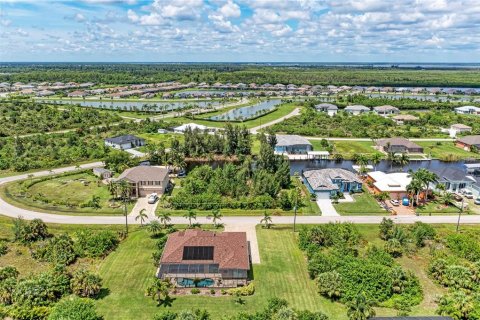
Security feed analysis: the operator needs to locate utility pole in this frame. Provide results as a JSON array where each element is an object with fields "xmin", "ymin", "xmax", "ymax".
[
  {"xmin": 293, "ymin": 187, "xmax": 298, "ymax": 232},
  {"xmin": 456, "ymin": 197, "xmax": 464, "ymax": 233}
]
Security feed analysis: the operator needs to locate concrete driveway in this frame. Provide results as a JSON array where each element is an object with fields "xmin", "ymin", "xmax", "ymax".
[
  {"xmin": 129, "ymin": 197, "xmax": 159, "ymax": 222},
  {"xmin": 316, "ymin": 199, "xmax": 339, "ymax": 216}
]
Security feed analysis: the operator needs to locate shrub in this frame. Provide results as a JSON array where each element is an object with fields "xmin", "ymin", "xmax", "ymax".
[
  {"xmin": 317, "ymin": 271, "xmax": 342, "ymax": 299},
  {"xmin": 0, "ymin": 266, "xmax": 19, "ymax": 281},
  {"xmin": 365, "ymin": 245, "xmax": 394, "ymax": 266},
  {"xmin": 209, "ymin": 289, "xmax": 215, "ymax": 295},
  {"xmin": 70, "ymin": 269, "xmax": 102, "ymax": 298},
  {"xmin": 48, "ymin": 297, "xmax": 102, "ymax": 320},
  {"xmin": 226, "ymin": 282, "xmax": 255, "ymax": 296},
  {"xmin": 446, "ymin": 233, "xmax": 480, "ymax": 262},
  {"xmin": 13, "ymin": 218, "xmax": 50, "ymax": 244},
  {"xmin": 154, "ymin": 311, "xmax": 177, "ymax": 320},
  {"xmin": 379, "ymin": 218, "xmax": 395, "ymax": 240},
  {"xmin": 32, "ymin": 234, "xmax": 77, "ymax": 265},
  {"xmin": 410, "ymin": 222, "xmax": 436, "ymax": 247},
  {"xmin": 0, "ymin": 242, "xmax": 8, "ymax": 256},
  {"xmin": 74, "ymin": 230, "xmax": 119, "ymax": 258},
  {"xmin": 6, "ymin": 305, "xmax": 51, "ymax": 320},
  {"xmin": 190, "ymin": 288, "xmax": 200, "ymax": 295}
]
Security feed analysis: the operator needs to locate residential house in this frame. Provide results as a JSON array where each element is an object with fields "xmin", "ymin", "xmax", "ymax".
[
  {"xmin": 173, "ymin": 123, "xmax": 217, "ymax": 134},
  {"xmin": 303, "ymin": 168, "xmax": 363, "ymax": 199},
  {"xmin": 455, "ymin": 106, "xmax": 480, "ymax": 115},
  {"xmin": 68, "ymin": 90, "xmax": 87, "ymax": 98},
  {"xmin": 104, "ymin": 134, "xmax": 145, "ymax": 150},
  {"xmin": 456, "ymin": 135, "xmax": 480, "ymax": 151},
  {"xmin": 157, "ymin": 230, "xmax": 250, "ymax": 288},
  {"xmin": 373, "ymin": 105, "xmax": 400, "ymax": 116},
  {"xmin": 376, "ymin": 138, "xmax": 424, "ymax": 153},
  {"xmin": 450, "ymin": 124, "xmax": 472, "ymax": 133},
  {"xmin": 117, "ymin": 166, "xmax": 170, "ymax": 197},
  {"xmin": 315, "ymin": 103, "xmax": 338, "ymax": 116},
  {"xmin": 92, "ymin": 168, "xmax": 112, "ymax": 179},
  {"xmin": 344, "ymin": 105, "xmax": 370, "ymax": 115},
  {"xmin": 274, "ymin": 135, "xmax": 313, "ymax": 154},
  {"xmin": 366, "ymin": 171, "xmax": 411, "ymax": 200},
  {"xmin": 431, "ymin": 168, "xmax": 477, "ymax": 193},
  {"xmin": 392, "ymin": 114, "xmax": 419, "ymax": 125}
]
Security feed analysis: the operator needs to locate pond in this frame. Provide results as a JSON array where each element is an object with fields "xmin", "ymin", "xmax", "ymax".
[
  {"xmin": 209, "ymin": 99, "xmax": 282, "ymax": 121},
  {"xmin": 39, "ymin": 99, "xmax": 222, "ymax": 112}
]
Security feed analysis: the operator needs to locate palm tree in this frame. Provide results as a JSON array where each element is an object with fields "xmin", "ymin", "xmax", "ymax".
[
  {"xmin": 147, "ymin": 220, "xmax": 162, "ymax": 236},
  {"xmin": 210, "ymin": 209, "xmax": 222, "ymax": 228},
  {"xmin": 184, "ymin": 209, "xmax": 197, "ymax": 227},
  {"xmin": 260, "ymin": 211, "xmax": 273, "ymax": 229},
  {"xmin": 370, "ymin": 153, "xmax": 382, "ymax": 171},
  {"xmin": 117, "ymin": 180, "xmax": 131, "ymax": 234},
  {"xmin": 418, "ymin": 169, "xmax": 438, "ymax": 204},
  {"xmin": 107, "ymin": 180, "xmax": 118, "ymax": 199},
  {"xmin": 440, "ymin": 192, "xmax": 454, "ymax": 206},
  {"xmin": 395, "ymin": 153, "xmax": 410, "ymax": 170},
  {"xmin": 146, "ymin": 278, "xmax": 173, "ymax": 306},
  {"xmin": 347, "ymin": 292, "xmax": 376, "ymax": 320},
  {"xmin": 136, "ymin": 209, "xmax": 148, "ymax": 227},
  {"xmin": 406, "ymin": 179, "xmax": 423, "ymax": 207},
  {"xmin": 159, "ymin": 211, "xmax": 172, "ymax": 229}
]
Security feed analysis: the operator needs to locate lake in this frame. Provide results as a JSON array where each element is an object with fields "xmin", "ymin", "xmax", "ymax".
[
  {"xmin": 39, "ymin": 99, "xmax": 222, "ymax": 112},
  {"xmin": 209, "ymin": 99, "xmax": 282, "ymax": 121}
]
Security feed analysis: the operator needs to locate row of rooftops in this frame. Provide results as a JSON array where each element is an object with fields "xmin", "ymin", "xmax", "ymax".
[{"xmin": 315, "ymin": 103, "xmax": 400, "ymax": 112}]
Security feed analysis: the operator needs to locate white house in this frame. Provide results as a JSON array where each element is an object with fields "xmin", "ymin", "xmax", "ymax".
[
  {"xmin": 344, "ymin": 105, "xmax": 370, "ymax": 115},
  {"xmin": 104, "ymin": 134, "xmax": 145, "ymax": 150},
  {"xmin": 455, "ymin": 106, "xmax": 480, "ymax": 115},
  {"xmin": 315, "ymin": 103, "xmax": 338, "ymax": 116},
  {"xmin": 173, "ymin": 123, "xmax": 216, "ymax": 134}
]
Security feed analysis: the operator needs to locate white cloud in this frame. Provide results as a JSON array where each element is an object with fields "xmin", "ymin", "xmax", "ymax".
[
  {"xmin": 74, "ymin": 13, "xmax": 86, "ymax": 22},
  {"xmin": 219, "ymin": 1, "xmax": 241, "ymax": 18}
]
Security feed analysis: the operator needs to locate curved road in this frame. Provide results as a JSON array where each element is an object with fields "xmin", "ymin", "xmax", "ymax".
[{"xmin": 1, "ymin": 164, "xmax": 479, "ymax": 225}]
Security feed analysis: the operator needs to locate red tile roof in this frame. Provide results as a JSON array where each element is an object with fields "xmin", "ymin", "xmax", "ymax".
[{"xmin": 161, "ymin": 230, "xmax": 250, "ymax": 270}]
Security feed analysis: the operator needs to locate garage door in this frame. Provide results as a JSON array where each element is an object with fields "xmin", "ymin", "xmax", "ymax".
[{"xmin": 315, "ymin": 191, "xmax": 331, "ymax": 199}]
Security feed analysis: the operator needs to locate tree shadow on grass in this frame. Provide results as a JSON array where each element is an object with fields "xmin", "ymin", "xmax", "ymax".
[
  {"xmin": 158, "ymin": 295, "xmax": 176, "ymax": 307},
  {"xmin": 96, "ymin": 288, "xmax": 111, "ymax": 300}
]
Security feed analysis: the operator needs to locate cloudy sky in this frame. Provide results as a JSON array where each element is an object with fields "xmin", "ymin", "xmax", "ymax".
[{"xmin": 0, "ymin": 0, "xmax": 479, "ymax": 62}]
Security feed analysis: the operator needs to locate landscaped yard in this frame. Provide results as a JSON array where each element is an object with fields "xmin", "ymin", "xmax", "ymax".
[
  {"xmin": 95, "ymin": 226, "xmax": 347, "ymax": 320},
  {"xmin": 334, "ymin": 192, "xmax": 388, "ymax": 215},
  {"xmin": 416, "ymin": 141, "xmax": 480, "ymax": 161},
  {"xmin": 1, "ymin": 171, "xmax": 132, "ymax": 215},
  {"xmin": 415, "ymin": 200, "xmax": 462, "ymax": 215}
]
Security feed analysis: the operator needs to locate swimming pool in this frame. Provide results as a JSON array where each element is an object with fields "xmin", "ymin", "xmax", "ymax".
[{"xmin": 177, "ymin": 278, "xmax": 215, "ymax": 287}]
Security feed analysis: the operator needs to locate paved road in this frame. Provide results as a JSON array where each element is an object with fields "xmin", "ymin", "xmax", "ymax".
[
  {"xmin": 249, "ymin": 108, "xmax": 301, "ymax": 134},
  {"xmin": 1, "ymin": 164, "xmax": 480, "ymax": 225}
]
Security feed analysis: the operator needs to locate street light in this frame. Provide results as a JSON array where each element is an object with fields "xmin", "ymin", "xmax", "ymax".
[{"xmin": 456, "ymin": 197, "xmax": 464, "ymax": 233}]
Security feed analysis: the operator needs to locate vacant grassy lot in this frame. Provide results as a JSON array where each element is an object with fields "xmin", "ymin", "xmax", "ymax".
[
  {"xmin": 416, "ymin": 141, "xmax": 480, "ymax": 161},
  {"xmin": 310, "ymin": 140, "xmax": 385, "ymax": 159},
  {"xmin": 334, "ymin": 192, "xmax": 388, "ymax": 215},
  {"xmin": 175, "ymin": 103, "xmax": 300, "ymax": 129},
  {"xmin": 137, "ymin": 133, "xmax": 185, "ymax": 148},
  {"xmin": 2, "ymin": 172, "xmax": 131, "ymax": 215}
]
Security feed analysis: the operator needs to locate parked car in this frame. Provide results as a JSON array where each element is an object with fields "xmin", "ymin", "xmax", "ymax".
[
  {"xmin": 390, "ymin": 199, "xmax": 400, "ymax": 206},
  {"xmin": 147, "ymin": 193, "xmax": 158, "ymax": 204},
  {"xmin": 475, "ymin": 197, "xmax": 480, "ymax": 205},
  {"xmin": 461, "ymin": 189, "xmax": 474, "ymax": 199},
  {"xmin": 177, "ymin": 170, "xmax": 186, "ymax": 177}
]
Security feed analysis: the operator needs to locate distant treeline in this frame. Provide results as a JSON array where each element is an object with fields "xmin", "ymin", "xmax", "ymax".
[{"xmin": 1, "ymin": 64, "xmax": 480, "ymax": 87}]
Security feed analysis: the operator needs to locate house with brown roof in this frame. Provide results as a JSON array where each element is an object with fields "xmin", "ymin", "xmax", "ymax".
[
  {"xmin": 450, "ymin": 124, "xmax": 472, "ymax": 133},
  {"xmin": 376, "ymin": 138, "xmax": 424, "ymax": 154},
  {"xmin": 117, "ymin": 166, "xmax": 170, "ymax": 197},
  {"xmin": 392, "ymin": 114, "xmax": 419, "ymax": 125},
  {"xmin": 456, "ymin": 135, "xmax": 480, "ymax": 151},
  {"xmin": 157, "ymin": 230, "xmax": 250, "ymax": 288}
]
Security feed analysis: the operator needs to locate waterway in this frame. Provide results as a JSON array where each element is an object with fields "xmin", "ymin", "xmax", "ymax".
[
  {"xmin": 209, "ymin": 99, "xmax": 282, "ymax": 121},
  {"xmin": 39, "ymin": 99, "xmax": 222, "ymax": 111}
]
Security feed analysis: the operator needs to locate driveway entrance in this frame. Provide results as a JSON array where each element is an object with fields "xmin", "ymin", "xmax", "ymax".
[
  {"xmin": 129, "ymin": 197, "xmax": 159, "ymax": 221},
  {"xmin": 316, "ymin": 199, "xmax": 339, "ymax": 216}
]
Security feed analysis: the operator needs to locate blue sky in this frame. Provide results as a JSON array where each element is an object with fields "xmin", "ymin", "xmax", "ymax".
[{"xmin": 0, "ymin": 0, "xmax": 479, "ymax": 62}]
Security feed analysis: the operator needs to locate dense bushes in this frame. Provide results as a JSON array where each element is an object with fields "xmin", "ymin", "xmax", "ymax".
[
  {"xmin": 300, "ymin": 222, "xmax": 422, "ymax": 314},
  {"xmin": 153, "ymin": 298, "xmax": 329, "ymax": 320},
  {"xmin": 445, "ymin": 233, "xmax": 480, "ymax": 262},
  {"xmin": 169, "ymin": 155, "xmax": 291, "ymax": 211},
  {"xmin": 48, "ymin": 297, "xmax": 102, "ymax": 320},
  {"xmin": 74, "ymin": 230, "xmax": 119, "ymax": 258},
  {"xmin": 0, "ymin": 100, "xmax": 121, "ymax": 137},
  {"xmin": 32, "ymin": 234, "xmax": 76, "ymax": 265},
  {"xmin": 226, "ymin": 282, "xmax": 255, "ymax": 296},
  {"xmin": 12, "ymin": 218, "xmax": 50, "ymax": 244}
]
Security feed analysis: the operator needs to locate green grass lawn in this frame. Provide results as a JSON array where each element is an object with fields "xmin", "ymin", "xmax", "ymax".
[
  {"xmin": 175, "ymin": 103, "xmax": 300, "ymax": 129},
  {"xmin": 417, "ymin": 141, "xmax": 480, "ymax": 161},
  {"xmin": 315, "ymin": 140, "xmax": 384, "ymax": 159},
  {"xmin": 136, "ymin": 133, "xmax": 185, "ymax": 149},
  {"xmin": 2, "ymin": 172, "xmax": 132, "ymax": 215},
  {"xmin": 334, "ymin": 192, "xmax": 388, "ymax": 215},
  {"xmin": 415, "ymin": 200, "xmax": 462, "ymax": 215}
]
